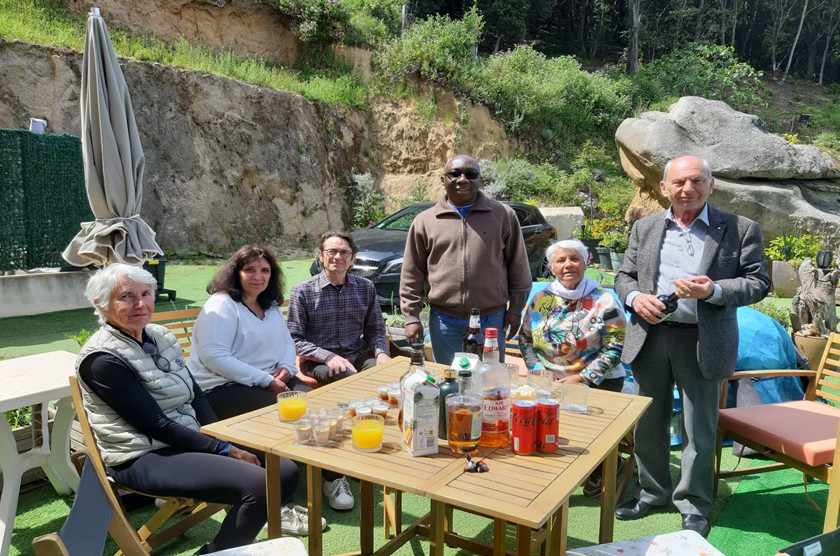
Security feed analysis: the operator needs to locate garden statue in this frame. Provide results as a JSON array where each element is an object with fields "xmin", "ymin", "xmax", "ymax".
[{"xmin": 791, "ymin": 258, "xmax": 840, "ymax": 337}]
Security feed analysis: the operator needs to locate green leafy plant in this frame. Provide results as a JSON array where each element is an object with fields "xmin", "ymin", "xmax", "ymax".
[
  {"xmin": 764, "ymin": 231, "xmax": 825, "ymax": 268},
  {"xmin": 750, "ymin": 298, "xmax": 791, "ymax": 330},
  {"xmin": 348, "ymin": 171, "xmax": 385, "ymax": 231},
  {"xmin": 574, "ymin": 220, "xmax": 597, "ymax": 240},
  {"xmin": 65, "ymin": 328, "xmax": 93, "ymax": 347},
  {"xmin": 605, "ymin": 230, "xmax": 630, "ymax": 253},
  {"xmin": 6, "ymin": 407, "xmax": 32, "ymax": 429},
  {"xmin": 636, "ymin": 43, "xmax": 766, "ymax": 110},
  {"xmin": 266, "ymin": 0, "xmax": 350, "ymax": 44},
  {"xmin": 375, "ymin": 7, "xmax": 483, "ymax": 88}
]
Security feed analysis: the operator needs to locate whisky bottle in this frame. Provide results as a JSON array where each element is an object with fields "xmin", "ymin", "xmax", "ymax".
[{"xmin": 475, "ymin": 328, "xmax": 511, "ymax": 448}]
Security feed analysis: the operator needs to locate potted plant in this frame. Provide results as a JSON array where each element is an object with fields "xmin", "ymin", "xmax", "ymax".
[
  {"xmin": 764, "ymin": 231, "xmax": 825, "ymax": 298},
  {"xmin": 608, "ymin": 231, "xmax": 630, "ymax": 269},
  {"xmin": 592, "ymin": 219, "xmax": 620, "ymax": 271},
  {"xmin": 574, "ymin": 220, "xmax": 599, "ymax": 265}
]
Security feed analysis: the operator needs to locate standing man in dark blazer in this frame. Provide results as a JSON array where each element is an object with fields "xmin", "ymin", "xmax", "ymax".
[{"xmin": 614, "ymin": 155, "xmax": 770, "ymax": 537}]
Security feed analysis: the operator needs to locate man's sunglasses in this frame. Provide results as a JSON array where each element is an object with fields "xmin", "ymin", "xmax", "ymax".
[
  {"xmin": 142, "ymin": 341, "xmax": 170, "ymax": 372},
  {"xmin": 443, "ymin": 170, "xmax": 480, "ymax": 180}
]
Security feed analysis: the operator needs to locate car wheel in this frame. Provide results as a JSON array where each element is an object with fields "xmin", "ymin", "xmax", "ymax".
[{"xmin": 538, "ymin": 256, "xmax": 552, "ymax": 279}]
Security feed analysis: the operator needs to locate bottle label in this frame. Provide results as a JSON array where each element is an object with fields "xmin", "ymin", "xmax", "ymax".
[{"xmin": 482, "ymin": 389, "xmax": 510, "ymax": 424}]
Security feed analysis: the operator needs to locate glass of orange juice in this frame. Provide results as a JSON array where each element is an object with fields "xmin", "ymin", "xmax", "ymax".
[
  {"xmin": 277, "ymin": 391, "xmax": 307, "ymax": 422},
  {"xmin": 351, "ymin": 414, "xmax": 385, "ymax": 453}
]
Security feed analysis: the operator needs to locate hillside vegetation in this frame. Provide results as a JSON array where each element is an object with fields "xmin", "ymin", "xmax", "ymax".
[{"xmin": 2, "ymin": 0, "xmax": 839, "ymax": 228}]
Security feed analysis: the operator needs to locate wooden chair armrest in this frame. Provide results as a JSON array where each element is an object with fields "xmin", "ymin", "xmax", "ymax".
[{"xmin": 719, "ymin": 368, "xmax": 815, "ymax": 408}]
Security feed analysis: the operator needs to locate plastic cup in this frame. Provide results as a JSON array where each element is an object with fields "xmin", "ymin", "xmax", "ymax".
[
  {"xmin": 506, "ymin": 363, "xmax": 521, "ymax": 384},
  {"xmin": 364, "ymin": 397, "xmax": 380, "ymax": 407},
  {"xmin": 528, "ymin": 369, "xmax": 554, "ymax": 397},
  {"xmin": 352, "ymin": 414, "xmax": 385, "ymax": 452},
  {"xmin": 277, "ymin": 391, "xmax": 307, "ymax": 422},
  {"xmin": 293, "ymin": 418, "xmax": 312, "ymax": 442},
  {"xmin": 560, "ymin": 383, "xmax": 590, "ymax": 414},
  {"xmin": 387, "ymin": 382, "xmax": 401, "ymax": 408},
  {"xmin": 356, "ymin": 405, "xmax": 372, "ymax": 417},
  {"xmin": 312, "ymin": 417, "xmax": 332, "ymax": 446},
  {"xmin": 371, "ymin": 401, "xmax": 390, "ymax": 418},
  {"xmin": 377, "ymin": 383, "xmax": 390, "ymax": 402},
  {"xmin": 348, "ymin": 399, "xmax": 364, "ymax": 417}
]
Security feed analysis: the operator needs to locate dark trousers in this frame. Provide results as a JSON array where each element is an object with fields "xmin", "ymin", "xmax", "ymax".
[
  {"xmin": 111, "ymin": 447, "xmax": 286, "ymax": 550},
  {"xmin": 205, "ymin": 381, "xmax": 311, "ymax": 422},
  {"xmin": 630, "ymin": 325, "xmax": 722, "ymax": 517},
  {"xmin": 299, "ymin": 352, "xmax": 377, "ymax": 385}
]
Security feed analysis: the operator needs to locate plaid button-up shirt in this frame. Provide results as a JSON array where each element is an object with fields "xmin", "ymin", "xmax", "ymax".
[{"xmin": 287, "ymin": 272, "xmax": 389, "ymax": 363}]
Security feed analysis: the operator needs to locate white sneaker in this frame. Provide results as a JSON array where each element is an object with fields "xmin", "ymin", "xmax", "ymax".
[
  {"xmin": 323, "ymin": 476, "xmax": 354, "ymax": 510},
  {"xmin": 292, "ymin": 504, "xmax": 327, "ymax": 534},
  {"xmin": 280, "ymin": 504, "xmax": 306, "ymax": 536}
]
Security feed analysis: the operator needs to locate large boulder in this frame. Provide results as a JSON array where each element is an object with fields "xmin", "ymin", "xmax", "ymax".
[{"xmin": 616, "ymin": 96, "xmax": 840, "ymax": 239}]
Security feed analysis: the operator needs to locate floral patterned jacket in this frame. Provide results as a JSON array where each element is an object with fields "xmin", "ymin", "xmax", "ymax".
[{"xmin": 519, "ymin": 285, "xmax": 625, "ymax": 384}]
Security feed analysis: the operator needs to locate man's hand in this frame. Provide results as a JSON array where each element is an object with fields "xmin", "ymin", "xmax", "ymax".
[
  {"xmin": 266, "ymin": 376, "xmax": 290, "ymax": 394},
  {"xmin": 557, "ymin": 374, "xmax": 586, "ymax": 384},
  {"xmin": 228, "ymin": 445, "xmax": 261, "ymax": 466},
  {"xmin": 631, "ymin": 293, "xmax": 667, "ymax": 325},
  {"xmin": 504, "ymin": 313, "xmax": 522, "ymax": 341},
  {"xmin": 404, "ymin": 322, "xmax": 424, "ymax": 345},
  {"xmin": 326, "ymin": 355, "xmax": 357, "ymax": 377},
  {"xmin": 375, "ymin": 353, "xmax": 391, "ymax": 365},
  {"xmin": 674, "ymin": 275, "xmax": 715, "ymax": 300}
]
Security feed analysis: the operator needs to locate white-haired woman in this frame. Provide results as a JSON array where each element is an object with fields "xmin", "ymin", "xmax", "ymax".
[
  {"xmin": 75, "ymin": 264, "xmax": 300, "ymax": 551},
  {"xmin": 519, "ymin": 239, "xmax": 626, "ymax": 497}
]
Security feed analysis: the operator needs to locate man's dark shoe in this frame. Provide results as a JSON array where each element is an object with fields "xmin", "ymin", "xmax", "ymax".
[
  {"xmin": 615, "ymin": 498, "xmax": 662, "ymax": 520},
  {"xmin": 681, "ymin": 514, "xmax": 710, "ymax": 537}
]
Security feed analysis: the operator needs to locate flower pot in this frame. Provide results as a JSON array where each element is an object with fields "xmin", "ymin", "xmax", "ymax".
[
  {"xmin": 596, "ymin": 247, "xmax": 613, "ymax": 270},
  {"xmin": 771, "ymin": 260, "xmax": 800, "ymax": 298},
  {"xmin": 792, "ymin": 333, "xmax": 829, "ymax": 371},
  {"xmin": 610, "ymin": 251, "xmax": 625, "ymax": 270}
]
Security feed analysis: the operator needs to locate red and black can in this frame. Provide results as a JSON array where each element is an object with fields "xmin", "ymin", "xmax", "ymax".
[
  {"xmin": 537, "ymin": 398, "xmax": 560, "ymax": 453},
  {"xmin": 511, "ymin": 400, "xmax": 537, "ymax": 455}
]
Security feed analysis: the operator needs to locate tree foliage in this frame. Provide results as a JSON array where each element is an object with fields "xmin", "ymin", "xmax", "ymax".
[{"xmin": 637, "ymin": 43, "xmax": 766, "ymax": 109}]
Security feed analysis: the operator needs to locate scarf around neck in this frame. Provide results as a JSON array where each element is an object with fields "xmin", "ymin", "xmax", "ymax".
[{"xmin": 546, "ymin": 276, "xmax": 600, "ymax": 300}]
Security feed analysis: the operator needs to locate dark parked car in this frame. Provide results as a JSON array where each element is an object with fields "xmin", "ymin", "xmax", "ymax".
[{"xmin": 309, "ymin": 202, "xmax": 557, "ymax": 306}]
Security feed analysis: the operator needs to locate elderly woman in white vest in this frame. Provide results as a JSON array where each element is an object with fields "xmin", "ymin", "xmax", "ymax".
[{"xmin": 75, "ymin": 264, "xmax": 299, "ymax": 552}]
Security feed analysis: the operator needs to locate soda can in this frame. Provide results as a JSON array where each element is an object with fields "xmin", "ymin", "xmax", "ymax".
[
  {"xmin": 537, "ymin": 398, "xmax": 560, "ymax": 453},
  {"xmin": 511, "ymin": 400, "xmax": 537, "ymax": 455}
]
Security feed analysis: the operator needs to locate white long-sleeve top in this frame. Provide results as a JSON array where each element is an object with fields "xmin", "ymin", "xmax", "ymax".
[{"xmin": 188, "ymin": 293, "xmax": 298, "ymax": 392}]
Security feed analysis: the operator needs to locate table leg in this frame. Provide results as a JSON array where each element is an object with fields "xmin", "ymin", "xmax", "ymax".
[
  {"xmin": 430, "ymin": 500, "xmax": 445, "ymax": 556},
  {"xmin": 266, "ymin": 454, "xmax": 284, "ymax": 539},
  {"xmin": 599, "ymin": 445, "xmax": 619, "ymax": 544},
  {"xmin": 306, "ymin": 465, "xmax": 323, "ymax": 556},
  {"xmin": 360, "ymin": 480, "xmax": 374, "ymax": 554},
  {"xmin": 493, "ymin": 518, "xmax": 506, "ymax": 556},
  {"xmin": 549, "ymin": 502, "xmax": 568, "ymax": 555},
  {"xmin": 515, "ymin": 523, "xmax": 532, "ymax": 555},
  {"xmin": 0, "ymin": 417, "xmax": 24, "ymax": 556},
  {"xmin": 43, "ymin": 397, "xmax": 79, "ymax": 493}
]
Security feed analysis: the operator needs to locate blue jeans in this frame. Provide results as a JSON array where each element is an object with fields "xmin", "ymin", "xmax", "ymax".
[{"xmin": 429, "ymin": 310, "xmax": 506, "ymax": 365}]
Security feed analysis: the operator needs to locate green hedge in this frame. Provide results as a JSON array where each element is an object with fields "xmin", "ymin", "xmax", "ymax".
[{"xmin": 0, "ymin": 129, "xmax": 91, "ymax": 271}]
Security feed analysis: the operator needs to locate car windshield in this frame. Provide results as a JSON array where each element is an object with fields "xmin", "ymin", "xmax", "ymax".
[{"xmin": 376, "ymin": 206, "xmax": 427, "ymax": 231}]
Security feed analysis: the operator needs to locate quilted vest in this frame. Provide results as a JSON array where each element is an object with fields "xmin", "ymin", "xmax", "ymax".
[{"xmin": 75, "ymin": 323, "xmax": 199, "ymax": 466}]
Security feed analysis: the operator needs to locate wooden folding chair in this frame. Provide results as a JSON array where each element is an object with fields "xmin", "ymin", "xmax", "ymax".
[
  {"xmin": 32, "ymin": 457, "xmax": 308, "ymax": 556},
  {"xmin": 150, "ymin": 308, "xmax": 201, "ymax": 358},
  {"xmin": 66, "ymin": 375, "xmax": 226, "ymax": 555},
  {"xmin": 715, "ymin": 331, "xmax": 840, "ymax": 533}
]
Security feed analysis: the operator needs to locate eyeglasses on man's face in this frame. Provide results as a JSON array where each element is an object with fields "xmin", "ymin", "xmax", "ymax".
[
  {"xmin": 142, "ymin": 342, "xmax": 170, "ymax": 372},
  {"xmin": 322, "ymin": 249, "xmax": 354, "ymax": 259},
  {"xmin": 443, "ymin": 170, "xmax": 480, "ymax": 180}
]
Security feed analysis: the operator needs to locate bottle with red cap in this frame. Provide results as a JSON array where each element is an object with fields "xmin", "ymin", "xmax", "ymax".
[{"xmin": 475, "ymin": 328, "xmax": 511, "ymax": 448}]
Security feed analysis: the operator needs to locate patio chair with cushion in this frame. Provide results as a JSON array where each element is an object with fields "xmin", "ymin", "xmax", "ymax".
[{"xmin": 715, "ymin": 331, "xmax": 840, "ymax": 533}]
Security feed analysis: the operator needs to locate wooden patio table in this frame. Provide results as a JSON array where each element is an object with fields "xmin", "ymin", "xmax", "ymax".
[{"xmin": 202, "ymin": 357, "xmax": 650, "ymax": 556}]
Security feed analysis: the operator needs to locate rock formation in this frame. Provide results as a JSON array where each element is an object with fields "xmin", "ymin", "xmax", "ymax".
[{"xmin": 616, "ymin": 96, "xmax": 840, "ymax": 242}]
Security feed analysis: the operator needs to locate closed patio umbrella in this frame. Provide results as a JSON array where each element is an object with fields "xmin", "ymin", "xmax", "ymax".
[{"xmin": 62, "ymin": 7, "xmax": 162, "ymax": 267}]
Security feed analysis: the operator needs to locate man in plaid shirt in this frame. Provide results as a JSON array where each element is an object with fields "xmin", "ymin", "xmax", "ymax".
[{"xmin": 287, "ymin": 231, "xmax": 390, "ymax": 385}]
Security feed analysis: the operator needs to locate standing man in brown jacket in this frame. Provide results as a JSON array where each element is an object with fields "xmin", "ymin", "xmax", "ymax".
[{"xmin": 400, "ymin": 154, "xmax": 532, "ymax": 364}]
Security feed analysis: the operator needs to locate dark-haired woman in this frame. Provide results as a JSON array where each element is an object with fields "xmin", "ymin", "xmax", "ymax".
[{"xmin": 189, "ymin": 245, "xmax": 311, "ymax": 421}]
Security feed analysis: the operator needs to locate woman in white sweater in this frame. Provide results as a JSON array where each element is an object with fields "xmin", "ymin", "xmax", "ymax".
[{"xmin": 189, "ymin": 245, "xmax": 311, "ymax": 421}]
